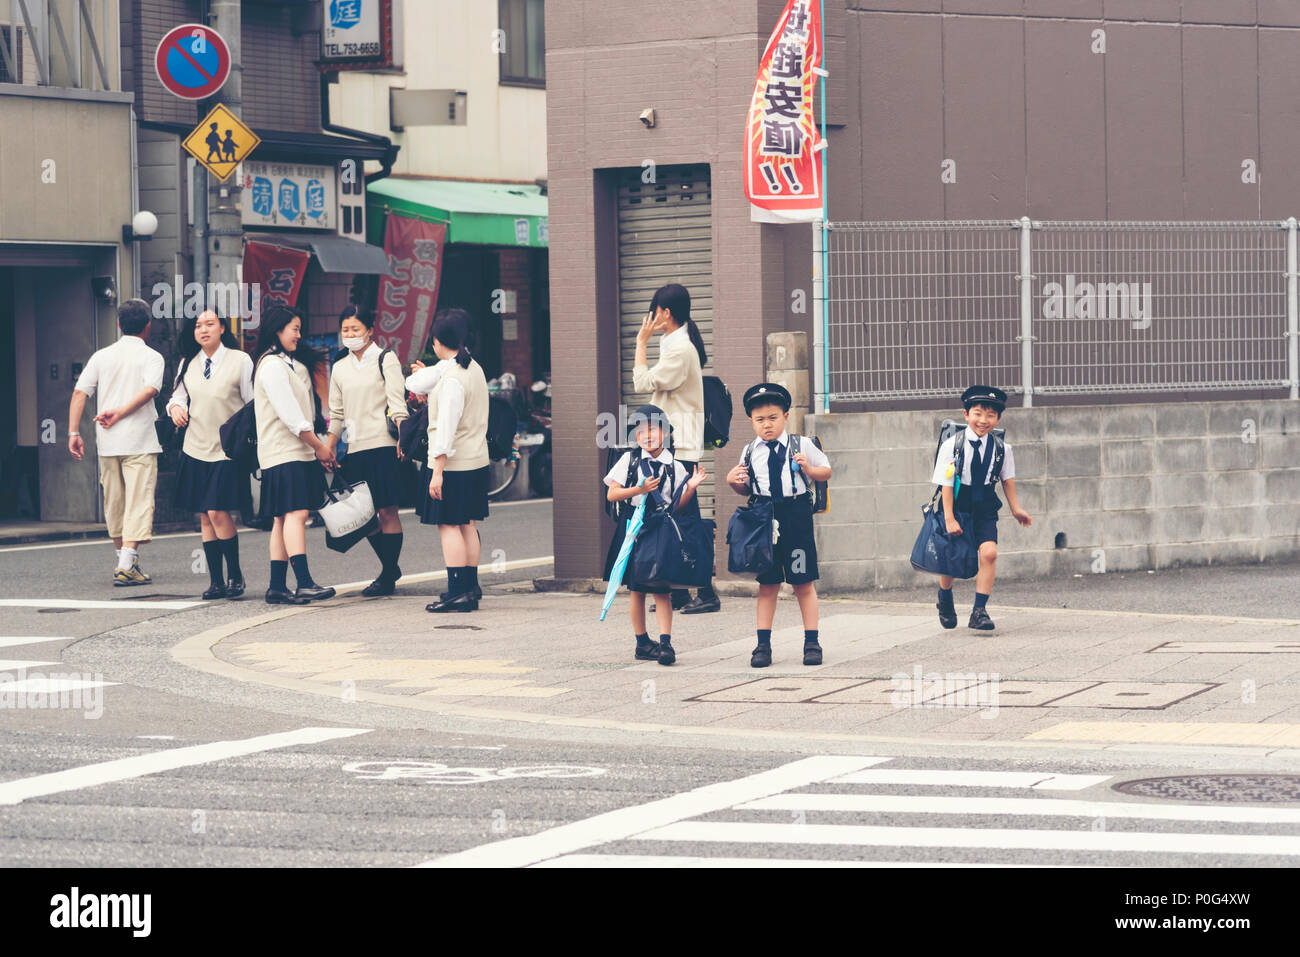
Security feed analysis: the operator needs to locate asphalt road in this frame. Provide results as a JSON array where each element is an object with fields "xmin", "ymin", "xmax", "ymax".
[{"xmin": 1, "ymin": 500, "xmax": 1299, "ymax": 874}]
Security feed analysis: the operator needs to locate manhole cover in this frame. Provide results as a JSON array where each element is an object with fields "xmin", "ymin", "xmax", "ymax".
[
  {"xmin": 1114, "ymin": 774, "xmax": 1300, "ymax": 804},
  {"xmin": 116, "ymin": 594, "xmax": 193, "ymax": 601},
  {"xmin": 433, "ymin": 625, "xmax": 484, "ymax": 631},
  {"xmin": 37, "ymin": 608, "xmax": 78, "ymax": 614}
]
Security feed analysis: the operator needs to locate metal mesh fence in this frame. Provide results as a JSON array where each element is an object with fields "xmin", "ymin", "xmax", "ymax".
[{"xmin": 824, "ymin": 219, "xmax": 1295, "ymax": 404}]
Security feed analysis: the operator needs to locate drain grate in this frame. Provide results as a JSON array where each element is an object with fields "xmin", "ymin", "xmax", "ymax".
[
  {"xmin": 37, "ymin": 608, "xmax": 78, "ymax": 614},
  {"xmin": 433, "ymin": 624, "xmax": 484, "ymax": 631},
  {"xmin": 1114, "ymin": 774, "xmax": 1300, "ymax": 804}
]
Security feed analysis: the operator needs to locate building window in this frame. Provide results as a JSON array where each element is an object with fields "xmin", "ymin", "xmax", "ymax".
[
  {"xmin": 0, "ymin": 26, "xmax": 22, "ymax": 85},
  {"xmin": 498, "ymin": 0, "xmax": 544, "ymax": 88}
]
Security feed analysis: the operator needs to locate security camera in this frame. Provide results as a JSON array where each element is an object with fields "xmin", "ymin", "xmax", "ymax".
[
  {"xmin": 639, "ymin": 108, "xmax": 656, "ymax": 129},
  {"xmin": 91, "ymin": 276, "xmax": 116, "ymax": 304}
]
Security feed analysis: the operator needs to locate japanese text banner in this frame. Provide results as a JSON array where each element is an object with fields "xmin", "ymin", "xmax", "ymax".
[
  {"xmin": 376, "ymin": 213, "xmax": 446, "ymax": 367},
  {"xmin": 241, "ymin": 241, "xmax": 309, "ymax": 351},
  {"xmin": 744, "ymin": 0, "xmax": 824, "ymax": 223}
]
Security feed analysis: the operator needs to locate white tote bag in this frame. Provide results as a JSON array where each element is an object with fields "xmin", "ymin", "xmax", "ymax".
[{"xmin": 320, "ymin": 480, "xmax": 378, "ymax": 552}]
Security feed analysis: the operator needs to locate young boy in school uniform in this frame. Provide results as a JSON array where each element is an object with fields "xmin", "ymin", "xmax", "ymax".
[
  {"xmin": 604, "ymin": 405, "xmax": 707, "ymax": 665},
  {"xmin": 725, "ymin": 383, "xmax": 832, "ymax": 668},
  {"xmin": 932, "ymin": 385, "xmax": 1032, "ymax": 631}
]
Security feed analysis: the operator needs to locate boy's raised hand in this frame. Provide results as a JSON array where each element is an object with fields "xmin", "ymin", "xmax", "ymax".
[{"xmin": 726, "ymin": 463, "xmax": 750, "ymax": 488}]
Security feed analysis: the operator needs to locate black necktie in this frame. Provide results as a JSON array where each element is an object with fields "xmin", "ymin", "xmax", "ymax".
[
  {"xmin": 970, "ymin": 438, "xmax": 988, "ymax": 502},
  {"xmin": 204, "ymin": 357, "xmax": 212, "ymax": 379},
  {"xmin": 767, "ymin": 440, "xmax": 785, "ymax": 501}
]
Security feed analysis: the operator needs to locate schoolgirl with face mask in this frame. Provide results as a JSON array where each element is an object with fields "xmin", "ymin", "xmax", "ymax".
[{"xmin": 324, "ymin": 305, "xmax": 409, "ymax": 595}]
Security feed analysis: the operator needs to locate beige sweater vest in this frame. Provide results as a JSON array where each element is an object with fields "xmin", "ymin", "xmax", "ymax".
[
  {"xmin": 254, "ymin": 354, "xmax": 316, "ymax": 470},
  {"xmin": 180, "ymin": 351, "xmax": 246, "ymax": 462},
  {"xmin": 427, "ymin": 359, "xmax": 490, "ymax": 472},
  {"xmin": 327, "ymin": 347, "xmax": 407, "ymax": 452}
]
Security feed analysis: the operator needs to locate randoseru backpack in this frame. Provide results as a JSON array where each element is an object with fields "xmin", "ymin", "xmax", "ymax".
[
  {"xmin": 741, "ymin": 434, "xmax": 829, "ymax": 514},
  {"xmin": 935, "ymin": 418, "xmax": 1005, "ymax": 490}
]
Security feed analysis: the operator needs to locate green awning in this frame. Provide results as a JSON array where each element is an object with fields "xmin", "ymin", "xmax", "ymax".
[{"xmin": 366, "ymin": 178, "xmax": 548, "ymax": 248}]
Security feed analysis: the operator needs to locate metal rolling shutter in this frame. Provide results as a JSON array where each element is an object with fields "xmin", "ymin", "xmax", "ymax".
[{"xmin": 617, "ymin": 165, "xmax": 716, "ymax": 517}]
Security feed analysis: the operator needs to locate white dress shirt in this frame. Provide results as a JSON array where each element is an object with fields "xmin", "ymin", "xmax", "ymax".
[
  {"xmin": 258, "ymin": 353, "xmax": 314, "ymax": 436},
  {"xmin": 737, "ymin": 431, "xmax": 831, "ymax": 498},
  {"xmin": 932, "ymin": 426, "xmax": 1017, "ymax": 487},
  {"xmin": 405, "ymin": 358, "xmax": 453, "ymax": 395},
  {"xmin": 428, "ymin": 377, "xmax": 465, "ymax": 460},
  {"xmin": 604, "ymin": 447, "xmax": 689, "ymax": 508},
  {"xmin": 166, "ymin": 345, "xmax": 254, "ymax": 412},
  {"xmin": 74, "ymin": 335, "xmax": 166, "ymax": 457}
]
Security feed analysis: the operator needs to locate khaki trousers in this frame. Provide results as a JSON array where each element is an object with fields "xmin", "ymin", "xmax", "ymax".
[{"xmin": 99, "ymin": 453, "xmax": 157, "ymax": 543}]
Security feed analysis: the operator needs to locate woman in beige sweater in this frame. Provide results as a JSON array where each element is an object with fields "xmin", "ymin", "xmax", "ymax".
[
  {"xmin": 633, "ymin": 283, "xmax": 719, "ymax": 613},
  {"xmin": 325, "ymin": 306, "xmax": 408, "ymax": 596}
]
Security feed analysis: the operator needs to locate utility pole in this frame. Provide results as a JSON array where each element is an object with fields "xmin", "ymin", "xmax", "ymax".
[{"xmin": 207, "ymin": 0, "xmax": 242, "ymax": 322}]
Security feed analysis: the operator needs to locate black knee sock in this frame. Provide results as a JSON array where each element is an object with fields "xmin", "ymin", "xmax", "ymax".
[
  {"xmin": 367, "ymin": 533, "xmax": 385, "ymax": 574},
  {"xmin": 289, "ymin": 553, "xmax": 314, "ymax": 588},
  {"xmin": 974, "ymin": 592, "xmax": 990, "ymax": 611},
  {"xmin": 445, "ymin": 566, "xmax": 465, "ymax": 596},
  {"xmin": 757, "ymin": 628, "xmax": 772, "ymax": 647},
  {"xmin": 938, "ymin": 586, "xmax": 954, "ymax": 604},
  {"xmin": 635, "ymin": 631, "xmax": 651, "ymax": 645},
  {"xmin": 805, "ymin": 629, "xmax": 820, "ymax": 646},
  {"xmin": 466, "ymin": 564, "xmax": 479, "ymax": 592},
  {"xmin": 270, "ymin": 560, "xmax": 288, "ymax": 592},
  {"xmin": 202, "ymin": 541, "xmax": 224, "ymax": 588},
  {"xmin": 698, "ymin": 585, "xmax": 717, "ymax": 601},
  {"xmin": 385, "ymin": 532, "xmax": 403, "ymax": 580},
  {"xmin": 221, "ymin": 534, "xmax": 242, "ymax": 580}
]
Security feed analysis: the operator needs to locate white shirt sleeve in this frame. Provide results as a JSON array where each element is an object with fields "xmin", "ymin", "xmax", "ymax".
[
  {"xmin": 932, "ymin": 435, "xmax": 957, "ymax": 486},
  {"xmin": 604, "ymin": 451, "xmax": 635, "ymax": 488},
  {"xmin": 166, "ymin": 367, "xmax": 190, "ymax": 413},
  {"xmin": 74, "ymin": 352, "xmax": 99, "ymax": 397},
  {"xmin": 428, "ymin": 378, "xmax": 465, "ymax": 459},
  {"xmin": 799, "ymin": 438, "xmax": 830, "ymax": 471},
  {"xmin": 405, "ymin": 358, "xmax": 450, "ymax": 396},
  {"xmin": 237, "ymin": 352, "xmax": 255, "ymax": 404},
  {"xmin": 999, "ymin": 443, "xmax": 1016, "ymax": 482},
  {"xmin": 143, "ymin": 348, "xmax": 165, "ymax": 393},
  {"xmin": 261, "ymin": 357, "xmax": 313, "ymax": 436}
]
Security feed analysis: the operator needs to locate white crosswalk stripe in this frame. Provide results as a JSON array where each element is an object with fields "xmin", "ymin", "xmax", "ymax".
[{"xmin": 426, "ymin": 756, "xmax": 1300, "ymax": 868}]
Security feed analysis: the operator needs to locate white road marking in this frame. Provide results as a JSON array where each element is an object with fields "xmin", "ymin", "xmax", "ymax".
[
  {"xmin": 827, "ymin": 769, "xmax": 1112, "ymax": 791},
  {"xmin": 0, "ymin": 659, "xmax": 61, "ymax": 671},
  {"xmin": 633, "ymin": 821, "xmax": 1300, "ymax": 855},
  {"xmin": 0, "ymin": 727, "xmax": 371, "ymax": 805},
  {"xmin": 331, "ymin": 555, "xmax": 554, "ymax": 594},
  {"xmin": 0, "ymin": 637, "xmax": 73, "ymax": 648},
  {"xmin": 419, "ymin": 755, "xmax": 891, "ymax": 868},
  {"xmin": 533, "ymin": 854, "xmax": 1072, "ymax": 868},
  {"xmin": 739, "ymin": 793, "xmax": 1300, "ymax": 824},
  {"xmin": 0, "ymin": 599, "xmax": 200, "ymax": 610}
]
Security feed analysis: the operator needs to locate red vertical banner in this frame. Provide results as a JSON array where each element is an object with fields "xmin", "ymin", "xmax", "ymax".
[
  {"xmin": 241, "ymin": 241, "xmax": 310, "ymax": 352},
  {"xmin": 375, "ymin": 213, "xmax": 446, "ymax": 366},
  {"xmin": 744, "ymin": 0, "xmax": 824, "ymax": 222}
]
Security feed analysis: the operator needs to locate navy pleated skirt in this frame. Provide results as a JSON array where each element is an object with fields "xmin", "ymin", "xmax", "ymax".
[
  {"xmin": 175, "ymin": 453, "xmax": 240, "ymax": 513},
  {"xmin": 260, "ymin": 460, "xmax": 327, "ymax": 516},
  {"xmin": 340, "ymin": 446, "xmax": 403, "ymax": 510},
  {"xmin": 418, "ymin": 465, "xmax": 489, "ymax": 526}
]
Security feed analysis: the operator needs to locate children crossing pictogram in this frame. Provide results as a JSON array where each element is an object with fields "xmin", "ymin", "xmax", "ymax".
[{"xmin": 182, "ymin": 103, "xmax": 260, "ymax": 183}]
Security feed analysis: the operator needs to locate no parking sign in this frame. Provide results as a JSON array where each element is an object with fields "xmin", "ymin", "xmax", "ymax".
[{"xmin": 154, "ymin": 23, "xmax": 231, "ymax": 100}]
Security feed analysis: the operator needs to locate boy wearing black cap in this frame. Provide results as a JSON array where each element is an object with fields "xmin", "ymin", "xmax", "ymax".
[
  {"xmin": 931, "ymin": 385, "xmax": 1032, "ymax": 631},
  {"xmin": 725, "ymin": 383, "xmax": 832, "ymax": 668},
  {"xmin": 604, "ymin": 405, "xmax": 707, "ymax": 664}
]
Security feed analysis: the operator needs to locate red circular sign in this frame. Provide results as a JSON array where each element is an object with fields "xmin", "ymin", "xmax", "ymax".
[{"xmin": 154, "ymin": 23, "xmax": 231, "ymax": 100}]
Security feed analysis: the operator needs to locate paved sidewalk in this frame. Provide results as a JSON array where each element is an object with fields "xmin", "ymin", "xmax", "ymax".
[{"xmin": 178, "ymin": 585, "xmax": 1300, "ymax": 755}]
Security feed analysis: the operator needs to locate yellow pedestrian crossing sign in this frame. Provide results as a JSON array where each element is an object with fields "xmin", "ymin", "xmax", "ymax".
[{"xmin": 183, "ymin": 103, "xmax": 260, "ymax": 182}]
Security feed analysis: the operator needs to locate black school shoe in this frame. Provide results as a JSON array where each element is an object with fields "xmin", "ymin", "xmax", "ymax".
[
  {"xmin": 634, "ymin": 638, "xmax": 661, "ymax": 661},
  {"xmin": 803, "ymin": 642, "xmax": 823, "ymax": 666},
  {"xmin": 202, "ymin": 583, "xmax": 227, "ymax": 600},
  {"xmin": 681, "ymin": 594, "xmax": 721, "ymax": 614},
  {"xmin": 295, "ymin": 584, "xmax": 336, "ymax": 603},
  {"xmin": 225, "ymin": 578, "xmax": 246, "ymax": 600},
  {"xmin": 968, "ymin": 607, "xmax": 995, "ymax": 631},
  {"xmin": 657, "ymin": 637, "xmax": 676, "ymax": 666},
  {"xmin": 362, "ymin": 577, "xmax": 397, "ymax": 597},
  {"xmin": 751, "ymin": 644, "xmax": 772, "ymax": 668},
  {"xmin": 426, "ymin": 592, "xmax": 478, "ymax": 613},
  {"xmin": 265, "ymin": 587, "xmax": 307, "ymax": 605},
  {"xmin": 937, "ymin": 597, "xmax": 958, "ymax": 629}
]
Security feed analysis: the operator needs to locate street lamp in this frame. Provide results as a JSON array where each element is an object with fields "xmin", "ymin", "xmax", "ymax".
[{"xmin": 123, "ymin": 210, "xmax": 159, "ymax": 243}]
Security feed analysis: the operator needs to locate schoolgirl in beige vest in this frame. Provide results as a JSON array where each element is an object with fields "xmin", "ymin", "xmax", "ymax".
[
  {"xmin": 166, "ymin": 309, "xmax": 254, "ymax": 600},
  {"xmin": 411, "ymin": 309, "xmax": 490, "ymax": 613},
  {"xmin": 253, "ymin": 306, "xmax": 338, "ymax": 605},
  {"xmin": 324, "ymin": 305, "xmax": 408, "ymax": 595}
]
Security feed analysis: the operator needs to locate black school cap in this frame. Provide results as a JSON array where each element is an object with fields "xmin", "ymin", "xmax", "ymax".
[
  {"xmin": 742, "ymin": 382, "xmax": 792, "ymax": 414},
  {"xmin": 962, "ymin": 385, "xmax": 1007, "ymax": 414},
  {"xmin": 627, "ymin": 404, "xmax": 673, "ymax": 439}
]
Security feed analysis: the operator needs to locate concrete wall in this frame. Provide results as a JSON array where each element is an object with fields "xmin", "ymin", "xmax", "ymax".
[
  {"xmin": 332, "ymin": 0, "xmax": 547, "ymax": 182},
  {"xmin": 808, "ymin": 398, "xmax": 1300, "ymax": 592}
]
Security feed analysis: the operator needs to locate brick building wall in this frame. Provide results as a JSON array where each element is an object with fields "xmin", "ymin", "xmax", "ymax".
[{"xmin": 497, "ymin": 249, "xmax": 534, "ymax": 391}]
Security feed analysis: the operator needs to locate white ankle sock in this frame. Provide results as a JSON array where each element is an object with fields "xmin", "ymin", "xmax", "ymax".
[{"xmin": 117, "ymin": 547, "xmax": 137, "ymax": 571}]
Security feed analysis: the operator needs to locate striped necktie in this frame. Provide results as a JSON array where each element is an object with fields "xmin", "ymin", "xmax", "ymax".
[{"xmin": 204, "ymin": 357, "xmax": 212, "ymax": 380}]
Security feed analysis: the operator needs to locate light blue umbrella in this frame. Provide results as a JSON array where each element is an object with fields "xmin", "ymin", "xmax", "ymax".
[{"xmin": 600, "ymin": 497, "xmax": 647, "ymax": 621}]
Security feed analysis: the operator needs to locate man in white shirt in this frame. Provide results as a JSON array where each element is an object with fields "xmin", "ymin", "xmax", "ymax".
[{"xmin": 67, "ymin": 298, "xmax": 166, "ymax": 586}]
